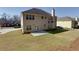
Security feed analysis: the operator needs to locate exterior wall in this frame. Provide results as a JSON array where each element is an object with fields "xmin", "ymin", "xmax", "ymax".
[
  {"xmin": 21, "ymin": 13, "xmax": 56, "ymax": 33},
  {"xmin": 72, "ymin": 20, "xmax": 78, "ymax": 28},
  {"xmin": 21, "ymin": 13, "xmax": 24, "ymax": 33},
  {"xmin": 57, "ymin": 21, "xmax": 72, "ymax": 28},
  {"xmin": 0, "ymin": 24, "xmax": 1, "ymax": 27},
  {"xmin": 53, "ymin": 16, "xmax": 57, "ymax": 28},
  {"xmin": 78, "ymin": 22, "xmax": 79, "ymax": 26}
]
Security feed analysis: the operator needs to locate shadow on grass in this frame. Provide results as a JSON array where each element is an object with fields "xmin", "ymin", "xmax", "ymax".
[{"xmin": 45, "ymin": 28, "xmax": 69, "ymax": 34}]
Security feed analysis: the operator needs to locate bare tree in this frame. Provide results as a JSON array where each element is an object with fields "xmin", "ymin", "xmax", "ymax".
[
  {"xmin": 12, "ymin": 15, "xmax": 21, "ymax": 28},
  {"xmin": 0, "ymin": 13, "xmax": 21, "ymax": 27}
]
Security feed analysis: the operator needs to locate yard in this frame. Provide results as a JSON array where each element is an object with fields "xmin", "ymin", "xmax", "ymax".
[{"xmin": 0, "ymin": 29, "xmax": 79, "ymax": 51}]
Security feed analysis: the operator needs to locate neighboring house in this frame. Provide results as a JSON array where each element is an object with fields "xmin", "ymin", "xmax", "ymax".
[
  {"xmin": 57, "ymin": 17, "xmax": 78, "ymax": 28},
  {"xmin": 21, "ymin": 8, "xmax": 57, "ymax": 33}
]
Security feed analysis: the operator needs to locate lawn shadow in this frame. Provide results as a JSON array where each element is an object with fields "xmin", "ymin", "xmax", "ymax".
[{"xmin": 45, "ymin": 27, "xmax": 69, "ymax": 34}]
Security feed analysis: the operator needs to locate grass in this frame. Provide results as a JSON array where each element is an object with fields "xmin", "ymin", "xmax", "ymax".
[{"xmin": 0, "ymin": 29, "xmax": 79, "ymax": 51}]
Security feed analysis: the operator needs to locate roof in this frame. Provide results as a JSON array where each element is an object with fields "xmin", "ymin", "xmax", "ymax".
[
  {"xmin": 57, "ymin": 17, "xmax": 76, "ymax": 21},
  {"xmin": 22, "ymin": 8, "xmax": 51, "ymax": 16}
]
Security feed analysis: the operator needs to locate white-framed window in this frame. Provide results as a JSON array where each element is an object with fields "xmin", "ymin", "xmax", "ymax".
[
  {"xmin": 44, "ymin": 24, "xmax": 46, "ymax": 27},
  {"xmin": 41, "ymin": 16, "xmax": 47, "ymax": 19},
  {"xmin": 48, "ymin": 21, "xmax": 53, "ymax": 23},
  {"xmin": 26, "ymin": 15, "xmax": 28, "ymax": 20},
  {"xmin": 26, "ymin": 25, "xmax": 31, "ymax": 30},
  {"xmin": 26, "ymin": 15, "xmax": 35, "ymax": 20},
  {"xmin": 41, "ymin": 16, "xmax": 44, "ymax": 19}
]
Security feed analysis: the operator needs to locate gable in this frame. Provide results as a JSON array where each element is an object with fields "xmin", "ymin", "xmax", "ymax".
[{"xmin": 22, "ymin": 8, "xmax": 51, "ymax": 17}]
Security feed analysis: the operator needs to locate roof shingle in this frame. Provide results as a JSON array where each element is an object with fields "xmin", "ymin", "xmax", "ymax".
[{"xmin": 22, "ymin": 8, "xmax": 51, "ymax": 16}]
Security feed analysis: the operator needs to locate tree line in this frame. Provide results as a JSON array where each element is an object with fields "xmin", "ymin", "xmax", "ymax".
[{"xmin": 0, "ymin": 13, "xmax": 21, "ymax": 28}]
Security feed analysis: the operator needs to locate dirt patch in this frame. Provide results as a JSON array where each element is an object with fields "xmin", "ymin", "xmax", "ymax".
[
  {"xmin": 54, "ymin": 37, "xmax": 79, "ymax": 51},
  {"xmin": 68, "ymin": 37, "xmax": 79, "ymax": 51},
  {"xmin": 46, "ymin": 37, "xmax": 79, "ymax": 51}
]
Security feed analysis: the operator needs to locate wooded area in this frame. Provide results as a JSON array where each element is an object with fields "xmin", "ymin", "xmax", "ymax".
[{"xmin": 0, "ymin": 13, "xmax": 21, "ymax": 28}]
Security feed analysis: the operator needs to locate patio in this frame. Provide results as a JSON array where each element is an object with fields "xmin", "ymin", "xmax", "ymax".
[{"xmin": 31, "ymin": 31, "xmax": 48, "ymax": 36}]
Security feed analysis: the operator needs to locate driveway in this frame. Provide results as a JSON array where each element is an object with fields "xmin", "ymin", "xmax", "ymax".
[{"xmin": 0, "ymin": 27, "xmax": 21, "ymax": 34}]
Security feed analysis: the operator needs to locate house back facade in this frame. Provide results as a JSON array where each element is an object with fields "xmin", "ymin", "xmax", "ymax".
[{"xmin": 21, "ymin": 8, "xmax": 57, "ymax": 33}]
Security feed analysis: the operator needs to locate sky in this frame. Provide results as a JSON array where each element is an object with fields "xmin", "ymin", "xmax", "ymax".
[{"xmin": 0, "ymin": 7, "xmax": 79, "ymax": 17}]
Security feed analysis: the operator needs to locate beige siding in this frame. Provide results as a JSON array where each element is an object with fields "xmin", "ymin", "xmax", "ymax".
[
  {"xmin": 21, "ymin": 13, "xmax": 24, "ymax": 33},
  {"xmin": 21, "ymin": 13, "xmax": 56, "ymax": 33},
  {"xmin": 57, "ymin": 21, "xmax": 72, "ymax": 28},
  {"xmin": 78, "ymin": 22, "xmax": 79, "ymax": 26}
]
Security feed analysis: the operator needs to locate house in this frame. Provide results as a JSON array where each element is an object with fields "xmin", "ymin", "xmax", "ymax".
[
  {"xmin": 21, "ymin": 8, "xmax": 57, "ymax": 33},
  {"xmin": 57, "ymin": 17, "xmax": 78, "ymax": 28}
]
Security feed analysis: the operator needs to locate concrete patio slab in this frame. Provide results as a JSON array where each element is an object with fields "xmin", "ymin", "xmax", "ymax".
[{"xmin": 31, "ymin": 31, "xmax": 48, "ymax": 36}]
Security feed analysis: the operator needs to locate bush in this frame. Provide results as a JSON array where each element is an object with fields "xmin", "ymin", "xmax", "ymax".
[
  {"xmin": 56, "ymin": 26, "xmax": 63, "ymax": 29},
  {"xmin": 14, "ymin": 25, "xmax": 21, "ymax": 28}
]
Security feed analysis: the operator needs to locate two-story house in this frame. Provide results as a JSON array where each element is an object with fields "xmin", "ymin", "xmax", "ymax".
[{"xmin": 21, "ymin": 8, "xmax": 57, "ymax": 33}]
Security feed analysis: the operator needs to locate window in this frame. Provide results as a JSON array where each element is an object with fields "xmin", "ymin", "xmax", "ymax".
[
  {"xmin": 41, "ymin": 16, "xmax": 44, "ymax": 19},
  {"xmin": 26, "ymin": 26, "xmax": 29, "ymax": 30},
  {"xmin": 41, "ymin": 16, "xmax": 47, "ymax": 19},
  {"xmin": 26, "ymin": 25, "xmax": 31, "ymax": 30},
  {"xmin": 31, "ymin": 15, "xmax": 35, "ymax": 20},
  {"xmin": 26, "ymin": 15, "xmax": 28, "ymax": 20},
  {"xmin": 48, "ymin": 21, "xmax": 53, "ymax": 23},
  {"xmin": 44, "ymin": 24, "xmax": 46, "ymax": 27},
  {"xmin": 26, "ymin": 15, "xmax": 35, "ymax": 20},
  {"xmin": 51, "ymin": 21, "xmax": 53, "ymax": 23},
  {"xmin": 48, "ymin": 21, "xmax": 50, "ymax": 23},
  {"xmin": 45, "ymin": 17, "xmax": 47, "ymax": 19},
  {"xmin": 29, "ymin": 15, "xmax": 31, "ymax": 20}
]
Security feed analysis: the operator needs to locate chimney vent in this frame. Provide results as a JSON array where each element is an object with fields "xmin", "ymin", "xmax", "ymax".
[
  {"xmin": 75, "ymin": 17, "xmax": 78, "ymax": 21},
  {"xmin": 52, "ymin": 8, "xmax": 55, "ymax": 16}
]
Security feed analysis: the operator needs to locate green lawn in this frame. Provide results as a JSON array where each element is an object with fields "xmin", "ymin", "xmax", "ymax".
[{"xmin": 0, "ymin": 29, "xmax": 79, "ymax": 51}]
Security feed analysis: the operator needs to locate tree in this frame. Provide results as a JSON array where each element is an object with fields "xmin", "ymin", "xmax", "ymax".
[
  {"xmin": 12, "ymin": 15, "xmax": 21, "ymax": 28},
  {"xmin": 0, "ymin": 13, "xmax": 8, "ymax": 27},
  {"xmin": 0, "ymin": 13, "xmax": 21, "ymax": 27}
]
